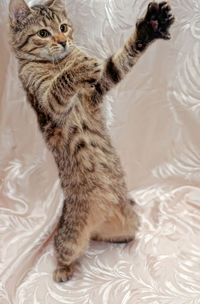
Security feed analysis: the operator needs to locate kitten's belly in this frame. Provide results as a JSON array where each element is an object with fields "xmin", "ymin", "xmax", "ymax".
[
  {"xmin": 70, "ymin": 131, "xmax": 126, "ymax": 201},
  {"xmin": 44, "ymin": 99, "xmax": 127, "ymax": 202}
]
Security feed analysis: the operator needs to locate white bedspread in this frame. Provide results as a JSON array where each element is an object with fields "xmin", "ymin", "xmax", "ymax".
[{"xmin": 1, "ymin": 0, "xmax": 200, "ymax": 303}]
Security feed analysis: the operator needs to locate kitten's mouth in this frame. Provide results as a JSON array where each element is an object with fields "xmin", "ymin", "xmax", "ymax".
[
  {"xmin": 51, "ymin": 49, "xmax": 69, "ymax": 62},
  {"xmin": 48, "ymin": 45, "xmax": 71, "ymax": 63}
]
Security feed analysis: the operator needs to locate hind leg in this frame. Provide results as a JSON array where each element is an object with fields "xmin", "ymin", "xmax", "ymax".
[
  {"xmin": 53, "ymin": 226, "xmax": 90, "ymax": 282},
  {"xmin": 53, "ymin": 200, "xmax": 91, "ymax": 282},
  {"xmin": 53, "ymin": 225, "xmax": 90, "ymax": 282},
  {"xmin": 92, "ymin": 200, "xmax": 139, "ymax": 243}
]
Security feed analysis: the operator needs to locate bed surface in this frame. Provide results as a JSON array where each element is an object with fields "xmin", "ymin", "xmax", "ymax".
[{"xmin": 1, "ymin": 0, "xmax": 200, "ymax": 303}]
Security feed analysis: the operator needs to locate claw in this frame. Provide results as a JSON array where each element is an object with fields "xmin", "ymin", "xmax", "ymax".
[
  {"xmin": 161, "ymin": 32, "xmax": 171, "ymax": 40},
  {"xmin": 146, "ymin": 2, "xmax": 159, "ymax": 20},
  {"xmin": 167, "ymin": 15, "xmax": 175, "ymax": 26},
  {"xmin": 148, "ymin": 2, "xmax": 158, "ymax": 11},
  {"xmin": 161, "ymin": 3, "xmax": 171, "ymax": 11},
  {"xmin": 159, "ymin": 1, "xmax": 168, "ymax": 9}
]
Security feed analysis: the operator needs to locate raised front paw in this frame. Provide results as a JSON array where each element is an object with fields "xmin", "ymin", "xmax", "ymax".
[{"xmin": 136, "ymin": 1, "xmax": 175, "ymax": 49}]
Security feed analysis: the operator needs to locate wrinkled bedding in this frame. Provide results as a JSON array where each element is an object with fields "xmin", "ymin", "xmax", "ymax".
[{"xmin": 1, "ymin": 0, "xmax": 200, "ymax": 303}]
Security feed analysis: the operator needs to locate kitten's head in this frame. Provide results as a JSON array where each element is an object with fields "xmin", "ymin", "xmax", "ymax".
[{"xmin": 9, "ymin": 0, "xmax": 73, "ymax": 62}]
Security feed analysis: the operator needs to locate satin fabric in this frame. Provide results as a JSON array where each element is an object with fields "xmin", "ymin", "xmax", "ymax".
[{"xmin": 1, "ymin": 0, "xmax": 200, "ymax": 303}]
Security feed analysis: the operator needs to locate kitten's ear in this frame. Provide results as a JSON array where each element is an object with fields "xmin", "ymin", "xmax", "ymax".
[
  {"xmin": 46, "ymin": 0, "xmax": 66, "ymax": 10},
  {"xmin": 9, "ymin": 0, "xmax": 31, "ymax": 26}
]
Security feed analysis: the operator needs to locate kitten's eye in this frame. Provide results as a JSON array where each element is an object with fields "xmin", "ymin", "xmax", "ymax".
[
  {"xmin": 38, "ymin": 30, "xmax": 50, "ymax": 38},
  {"xmin": 60, "ymin": 24, "xmax": 68, "ymax": 33}
]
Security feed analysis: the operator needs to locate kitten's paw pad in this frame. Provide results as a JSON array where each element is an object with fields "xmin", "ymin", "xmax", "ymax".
[
  {"xmin": 146, "ymin": 1, "xmax": 175, "ymax": 39},
  {"xmin": 136, "ymin": 1, "xmax": 175, "ymax": 46},
  {"xmin": 53, "ymin": 264, "xmax": 74, "ymax": 283}
]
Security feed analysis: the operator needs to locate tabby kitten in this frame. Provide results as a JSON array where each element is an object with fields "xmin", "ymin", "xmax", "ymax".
[{"xmin": 9, "ymin": 0, "xmax": 174, "ymax": 282}]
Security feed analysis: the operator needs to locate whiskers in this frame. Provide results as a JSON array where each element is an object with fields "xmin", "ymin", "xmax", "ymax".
[
  {"xmin": 45, "ymin": 46, "xmax": 69, "ymax": 63},
  {"xmin": 50, "ymin": 45, "xmax": 61, "ymax": 53}
]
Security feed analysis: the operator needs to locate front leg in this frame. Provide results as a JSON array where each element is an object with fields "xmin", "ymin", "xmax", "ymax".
[
  {"xmin": 93, "ymin": 1, "xmax": 175, "ymax": 103},
  {"xmin": 41, "ymin": 54, "xmax": 101, "ymax": 118}
]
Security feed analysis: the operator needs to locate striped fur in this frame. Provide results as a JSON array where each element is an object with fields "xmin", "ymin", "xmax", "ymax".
[{"xmin": 9, "ymin": 0, "xmax": 174, "ymax": 282}]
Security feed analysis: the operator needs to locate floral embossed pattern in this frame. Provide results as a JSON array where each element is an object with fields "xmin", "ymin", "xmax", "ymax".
[{"xmin": 0, "ymin": 0, "xmax": 200, "ymax": 303}]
